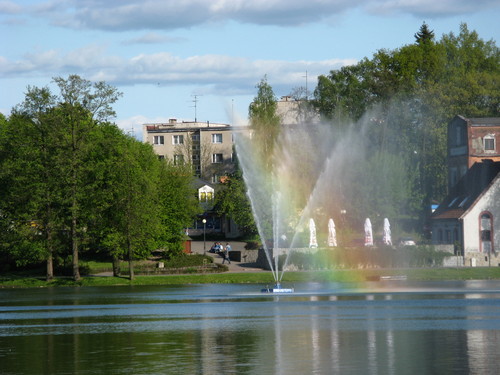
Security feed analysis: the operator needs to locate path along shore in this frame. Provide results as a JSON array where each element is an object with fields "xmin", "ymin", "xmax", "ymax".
[{"xmin": 189, "ymin": 241, "xmax": 267, "ymax": 273}]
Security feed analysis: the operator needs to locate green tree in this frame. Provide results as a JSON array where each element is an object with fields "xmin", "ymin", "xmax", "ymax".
[
  {"xmin": 312, "ymin": 23, "xmax": 499, "ymax": 231},
  {"xmin": 248, "ymin": 76, "xmax": 282, "ymax": 172},
  {"xmin": 86, "ymin": 129, "xmax": 162, "ymax": 280},
  {"xmin": 157, "ymin": 160, "xmax": 200, "ymax": 253},
  {"xmin": 214, "ymin": 171, "xmax": 257, "ymax": 237},
  {"xmin": 3, "ymin": 75, "xmax": 122, "ymax": 280},
  {"xmin": 1, "ymin": 91, "xmax": 66, "ymax": 279},
  {"xmin": 414, "ymin": 22, "xmax": 435, "ymax": 45},
  {"xmin": 50, "ymin": 75, "xmax": 122, "ymax": 281}
]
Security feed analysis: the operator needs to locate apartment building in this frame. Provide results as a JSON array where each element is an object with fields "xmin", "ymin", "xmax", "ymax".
[{"xmin": 143, "ymin": 119, "xmax": 236, "ymax": 184}]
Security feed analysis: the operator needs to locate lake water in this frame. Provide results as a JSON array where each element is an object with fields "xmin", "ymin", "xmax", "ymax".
[{"xmin": 1, "ymin": 280, "xmax": 500, "ymax": 375}]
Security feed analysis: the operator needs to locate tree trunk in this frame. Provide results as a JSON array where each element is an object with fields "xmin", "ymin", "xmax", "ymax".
[
  {"xmin": 112, "ymin": 255, "xmax": 121, "ymax": 277},
  {"xmin": 127, "ymin": 235, "xmax": 134, "ymax": 280},
  {"xmin": 72, "ymin": 212, "xmax": 80, "ymax": 281},
  {"xmin": 128, "ymin": 258, "xmax": 134, "ymax": 281},
  {"xmin": 46, "ymin": 224, "xmax": 54, "ymax": 281},
  {"xmin": 46, "ymin": 256, "xmax": 54, "ymax": 281}
]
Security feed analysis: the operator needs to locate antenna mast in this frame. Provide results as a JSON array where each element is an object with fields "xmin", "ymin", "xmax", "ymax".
[
  {"xmin": 191, "ymin": 94, "xmax": 202, "ymax": 122},
  {"xmin": 303, "ymin": 70, "xmax": 308, "ymax": 100}
]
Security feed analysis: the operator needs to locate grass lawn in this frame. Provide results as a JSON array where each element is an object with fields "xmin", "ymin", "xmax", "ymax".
[{"xmin": 1, "ymin": 267, "xmax": 500, "ymax": 288}]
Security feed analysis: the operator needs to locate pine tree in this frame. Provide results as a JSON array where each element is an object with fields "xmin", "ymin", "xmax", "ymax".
[{"xmin": 415, "ymin": 22, "xmax": 435, "ymax": 45}]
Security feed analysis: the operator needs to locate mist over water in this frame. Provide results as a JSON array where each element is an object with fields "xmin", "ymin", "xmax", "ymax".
[{"xmin": 234, "ymin": 108, "xmax": 412, "ymax": 281}]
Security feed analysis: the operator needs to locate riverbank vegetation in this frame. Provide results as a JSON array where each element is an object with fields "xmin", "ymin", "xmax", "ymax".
[
  {"xmin": 0, "ymin": 75, "xmax": 199, "ymax": 282},
  {"xmin": 1, "ymin": 267, "xmax": 500, "ymax": 288}
]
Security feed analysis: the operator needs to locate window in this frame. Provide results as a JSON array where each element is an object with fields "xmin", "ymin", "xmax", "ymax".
[
  {"xmin": 173, "ymin": 154, "xmax": 184, "ymax": 165},
  {"xmin": 199, "ymin": 191, "xmax": 213, "ymax": 202},
  {"xmin": 212, "ymin": 174, "xmax": 220, "ymax": 184},
  {"xmin": 153, "ymin": 135, "xmax": 164, "ymax": 145},
  {"xmin": 172, "ymin": 135, "xmax": 184, "ymax": 145},
  {"xmin": 445, "ymin": 230, "xmax": 451, "ymax": 243},
  {"xmin": 484, "ymin": 136, "xmax": 495, "ymax": 151},
  {"xmin": 212, "ymin": 133, "xmax": 223, "ymax": 144},
  {"xmin": 480, "ymin": 212, "xmax": 493, "ymax": 253},
  {"xmin": 192, "ymin": 134, "xmax": 200, "ymax": 142},
  {"xmin": 450, "ymin": 168, "xmax": 458, "ymax": 188},
  {"xmin": 438, "ymin": 229, "xmax": 443, "ymax": 244},
  {"xmin": 455, "ymin": 125, "xmax": 466, "ymax": 146},
  {"xmin": 212, "ymin": 153, "xmax": 223, "ymax": 163}
]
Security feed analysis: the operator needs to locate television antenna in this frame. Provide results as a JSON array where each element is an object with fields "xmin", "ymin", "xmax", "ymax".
[
  {"xmin": 303, "ymin": 70, "xmax": 309, "ymax": 100},
  {"xmin": 191, "ymin": 94, "xmax": 202, "ymax": 122}
]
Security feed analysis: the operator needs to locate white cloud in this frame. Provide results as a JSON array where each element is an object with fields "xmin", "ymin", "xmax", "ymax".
[
  {"xmin": 0, "ymin": 45, "xmax": 354, "ymax": 95},
  {"xmin": 366, "ymin": 0, "xmax": 499, "ymax": 17},
  {"xmin": 0, "ymin": 1, "xmax": 22, "ymax": 14},
  {"xmin": 23, "ymin": 0, "xmax": 498, "ymax": 31}
]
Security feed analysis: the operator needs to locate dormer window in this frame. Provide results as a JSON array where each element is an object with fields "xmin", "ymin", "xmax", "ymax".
[{"xmin": 484, "ymin": 135, "xmax": 495, "ymax": 152}]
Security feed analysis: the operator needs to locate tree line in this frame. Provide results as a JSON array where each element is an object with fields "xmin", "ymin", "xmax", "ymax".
[
  {"xmin": 216, "ymin": 23, "xmax": 499, "ymax": 239},
  {"xmin": 311, "ymin": 23, "xmax": 499, "ymax": 230},
  {"xmin": 0, "ymin": 75, "xmax": 199, "ymax": 280}
]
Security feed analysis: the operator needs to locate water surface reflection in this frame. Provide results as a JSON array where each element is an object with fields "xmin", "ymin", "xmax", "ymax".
[{"xmin": 1, "ymin": 281, "xmax": 499, "ymax": 374}]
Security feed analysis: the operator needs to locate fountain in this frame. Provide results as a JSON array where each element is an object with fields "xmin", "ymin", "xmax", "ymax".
[
  {"xmin": 234, "ymin": 108, "xmax": 404, "ymax": 292},
  {"xmin": 234, "ymin": 119, "xmax": 346, "ymax": 293}
]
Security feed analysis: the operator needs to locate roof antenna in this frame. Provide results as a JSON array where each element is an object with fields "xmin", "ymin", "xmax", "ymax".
[
  {"xmin": 191, "ymin": 94, "xmax": 202, "ymax": 122},
  {"xmin": 302, "ymin": 70, "xmax": 308, "ymax": 100}
]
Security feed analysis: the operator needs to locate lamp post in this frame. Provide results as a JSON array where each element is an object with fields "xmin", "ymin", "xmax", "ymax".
[{"xmin": 202, "ymin": 219, "xmax": 207, "ymax": 255}]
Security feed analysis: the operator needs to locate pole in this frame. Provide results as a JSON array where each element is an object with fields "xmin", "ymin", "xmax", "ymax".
[{"xmin": 202, "ymin": 219, "xmax": 207, "ymax": 255}]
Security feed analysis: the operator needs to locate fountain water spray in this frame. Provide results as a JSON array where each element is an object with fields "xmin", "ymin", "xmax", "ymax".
[{"xmin": 233, "ymin": 106, "xmax": 408, "ymax": 291}]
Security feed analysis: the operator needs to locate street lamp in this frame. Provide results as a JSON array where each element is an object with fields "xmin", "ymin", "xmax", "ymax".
[{"xmin": 202, "ymin": 218, "xmax": 207, "ymax": 255}]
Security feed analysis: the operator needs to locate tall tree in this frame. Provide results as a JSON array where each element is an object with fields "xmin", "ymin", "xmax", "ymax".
[
  {"xmin": 52, "ymin": 75, "xmax": 122, "ymax": 281},
  {"xmin": 214, "ymin": 171, "xmax": 257, "ymax": 237},
  {"xmin": 9, "ymin": 75, "xmax": 122, "ymax": 280},
  {"xmin": 248, "ymin": 76, "xmax": 282, "ymax": 172},
  {"xmin": 414, "ymin": 22, "xmax": 435, "ymax": 45},
  {"xmin": 3, "ymin": 88, "xmax": 64, "ymax": 279}
]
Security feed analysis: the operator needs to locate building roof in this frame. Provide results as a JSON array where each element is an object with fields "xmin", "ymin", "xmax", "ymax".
[
  {"xmin": 144, "ymin": 119, "xmax": 231, "ymax": 133},
  {"xmin": 453, "ymin": 115, "xmax": 500, "ymax": 127},
  {"xmin": 432, "ymin": 160, "xmax": 500, "ymax": 220}
]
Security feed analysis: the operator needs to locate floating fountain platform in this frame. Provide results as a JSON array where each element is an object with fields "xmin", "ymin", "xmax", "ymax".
[{"xmin": 261, "ymin": 283, "xmax": 294, "ymax": 293}]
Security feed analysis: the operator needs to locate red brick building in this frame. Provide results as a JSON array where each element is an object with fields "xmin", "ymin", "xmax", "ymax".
[{"xmin": 448, "ymin": 115, "xmax": 500, "ymax": 190}]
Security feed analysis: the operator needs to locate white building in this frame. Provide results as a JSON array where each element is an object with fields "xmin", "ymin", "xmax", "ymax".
[{"xmin": 431, "ymin": 160, "xmax": 500, "ymax": 266}]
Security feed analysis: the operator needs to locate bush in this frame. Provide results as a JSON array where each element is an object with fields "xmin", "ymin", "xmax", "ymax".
[{"xmin": 279, "ymin": 246, "xmax": 449, "ymax": 270}]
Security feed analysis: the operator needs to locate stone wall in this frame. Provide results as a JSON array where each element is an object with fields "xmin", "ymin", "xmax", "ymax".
[{"xmin": 466, "ymin": 252, "xmax": 500, "ymax": 267}]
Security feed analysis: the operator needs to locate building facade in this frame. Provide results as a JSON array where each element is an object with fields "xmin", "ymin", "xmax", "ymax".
[
  {"xmin": 143, "ymin": 119, "xmax": 236, "ymax": 183},
  {"xmin": 432, "ymin": 114, "xmax": 500, "ymax": 266},
  {"xmin": 431, "ymin": 161, "xmax": 500, "ymax": 266},
  {"xmin": 448, "ymin": 115, "xmax": 500, "ymax": 190},
  {"xmin": 143, "ymin": 119, "xmax": 243, "ymax": 237}
]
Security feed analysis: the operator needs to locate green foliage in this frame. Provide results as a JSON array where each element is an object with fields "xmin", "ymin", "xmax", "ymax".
[
  {"xmin": 0, "ymin": 75, "xmax": 199, "ymax": 278},
  {"xmin": 214, "ymin": 171, "xmax": 258, "ymax": 236},
  {"xmin": 157, "ymin": 160, "xmax": 201, "ymax": 253},
  {"xmin": 248, "ymin": 76, "xmax": 282, "ymax": 171},
  {"xmin": 313, "ymin": 23, "xmax": 499, "ymax": 229},
  {"xmin": 282, "ymin": 247, "xmax": 449, "ymax": 270},
  {"xmin": 414, "ymin": 22, "xmax": 435, "ymax": 45}
]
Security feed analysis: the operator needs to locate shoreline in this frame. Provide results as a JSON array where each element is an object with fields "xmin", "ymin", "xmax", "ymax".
[{"xmin": 2, "ymin": 267, "xmax": 500, "ymax": 288}]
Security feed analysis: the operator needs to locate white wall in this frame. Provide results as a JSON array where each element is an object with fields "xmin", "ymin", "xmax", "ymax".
[{"xmin": 463, "ymin": 177, "xmax": 500, "ymax": 254}]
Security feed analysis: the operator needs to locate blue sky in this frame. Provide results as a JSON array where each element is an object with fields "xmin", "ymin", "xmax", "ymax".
[{"xmin": 1, "ymin": 0, "xmax": 499, "ymax": 137}]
